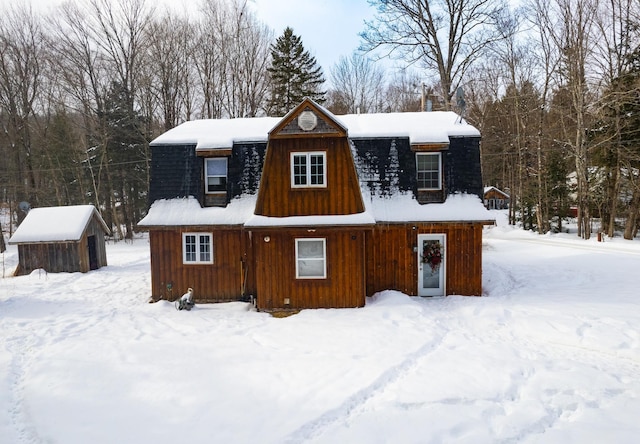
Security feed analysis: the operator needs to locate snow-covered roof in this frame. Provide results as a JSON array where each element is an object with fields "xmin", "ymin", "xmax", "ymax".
[
  {"xmin": 150, "ymin": 111, "xmax": 480, "ymax": 150},
  {"xmin": 9, "ymin": 205, "xmax": 109, "ymax": 244},
  {"xmin": 137, "ymin": 193, "xmax": 493, "ymax": 228},
  {"xmin": 484, "ymin": 186, "xmax": 510, "ymax": 198}
]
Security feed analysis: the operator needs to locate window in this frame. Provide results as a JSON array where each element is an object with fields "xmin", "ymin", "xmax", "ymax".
[
  {"xmin": 182, "ymin": 233, "xmax": 213, "ymax": 264},
  {"xmin": 416, "ymin": 153, "xmax": 442, "ymax": 190},
  {"xmin": 295, "ymin": 238, "xmax": 326, "ymax": 279},
  {"xmin": 205, "ymin": 158, "xmax": 227, "ymax": 193},
  {"xmin": 291, "ymin": 152, "xmax": 326, "ymax": 188}
]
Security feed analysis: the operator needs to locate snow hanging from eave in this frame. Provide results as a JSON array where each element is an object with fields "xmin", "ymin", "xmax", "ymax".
[
  {"xmin": 366, "ymin": 192, "xmax": 495, "ymax": 223},
  {"xmin": 244, "ymin": 212, "xmax": 376, "ymax": 228},
  {"xmin": 137, "ymin": 193, "xmax": 494, "ymax": 228},
  {"xmin": 9, "ymin": 205, "xmax": 106, "ymax": 244},
  {"xmin": 137, "ymin": 196, "xmax": 258, "ymax": 227},
  {"xmin": 149, "ymin": 117, "xmax": 280, "ymax": 150},
  {"xmin": 339, "ymin": 111, "xmax": 480, "ymax": 144}
]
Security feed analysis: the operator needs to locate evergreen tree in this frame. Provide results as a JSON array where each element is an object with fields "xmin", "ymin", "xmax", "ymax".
[{"xmin": 267, "ymin": 27, "xmax": 326, "ymax": 115}]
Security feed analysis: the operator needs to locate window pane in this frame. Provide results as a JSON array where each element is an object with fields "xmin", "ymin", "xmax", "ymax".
[
  {"xmin": 208, "ymin": 176, "xmax": 227, "ymax": 192},
  {"xmin": 298, "ymin": 259, "xmax": 324, "ymax": 277},
  {"xmin": 207, "ymin": 158, "xmax": 227, "ymax": 175},
  {"xmin": 297, "ymin": 240, "xmax": 324, "ymax": 259}
]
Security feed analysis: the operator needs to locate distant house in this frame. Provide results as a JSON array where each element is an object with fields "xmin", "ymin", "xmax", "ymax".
[
  {"xmin": 9, "ymin": 205, "xmax": 110, "ymax": 276},
  {"xmin": 138, "ymin": 98, "xmax": 493, "ymax": 311},
  {"xmin": 484, "ymin": 186, "xmax": 510, "ymax": 210}
]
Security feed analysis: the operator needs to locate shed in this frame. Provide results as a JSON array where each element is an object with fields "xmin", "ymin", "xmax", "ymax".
[
  {"xmin": 9, "ymin": 205, "xmax": 110, "ymax": 276},
  {"xmin": 484, "ymin": 186, "xmax": 510, "ymax": 210}
]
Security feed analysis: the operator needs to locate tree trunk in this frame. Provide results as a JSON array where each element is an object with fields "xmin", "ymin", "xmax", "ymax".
[{"xmin": 623, "ymin": 187, "xmax": 640, "ymax": 240}]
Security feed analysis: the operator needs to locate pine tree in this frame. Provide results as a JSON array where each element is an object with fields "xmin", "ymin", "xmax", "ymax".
[{"xmin": 267, "ymin": 27, "xmax": 326, "ymax": 115}]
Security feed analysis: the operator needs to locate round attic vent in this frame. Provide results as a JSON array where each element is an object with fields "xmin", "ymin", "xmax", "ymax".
[{"xmin": 297, "ymin": 111, "xmax": 317, "ymax": 131}]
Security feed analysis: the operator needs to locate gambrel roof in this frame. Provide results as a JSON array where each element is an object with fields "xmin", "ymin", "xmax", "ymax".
[{"xmin": 139, "ymin": 99, "xmax": 493, "ymax": 228}]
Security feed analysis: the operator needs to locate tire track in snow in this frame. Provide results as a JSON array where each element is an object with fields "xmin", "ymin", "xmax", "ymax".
[{"xmin": 282, "ymin": 333, "xmax": 447, "ymax": 444}]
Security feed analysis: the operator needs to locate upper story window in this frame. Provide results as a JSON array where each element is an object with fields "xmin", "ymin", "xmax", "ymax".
[
  {"xmin": 291, "ymin": 152, "xmax": 326, "ymax": 188},
  {"xmin": 205, "ymin": 158, "xmax": 227, "ymax": 193},
  {"xmin": 182, "ymin": 233, "xmax": 213, "ymax": 264},
  {"xmin": 416, "ymin": 152, "xmax": 442, "ymax": 190}
]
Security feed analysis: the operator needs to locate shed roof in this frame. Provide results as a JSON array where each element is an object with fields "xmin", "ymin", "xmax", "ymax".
[
  {"xmin": 9, "ymin": 205, "xmax": 110, "ymax": 244},
  {"xmin": 150, "ymin": 111, "xmax": 480, "ymax": 150},
  {"xmin": 483, "ymin": 186, "xmax": 510, "ymax": 198}
]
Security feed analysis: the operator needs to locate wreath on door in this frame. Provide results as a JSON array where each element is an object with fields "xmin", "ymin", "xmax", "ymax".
[{"xmin": 422, "ymin": 241, "xmax": 442, "ymax": 272}]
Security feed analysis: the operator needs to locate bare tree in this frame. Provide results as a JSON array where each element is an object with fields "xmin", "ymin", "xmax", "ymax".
[
  {"xmin": 361, "ymin": 0, "xmax": 507, "ymax": 109},
  {"xmin": 0, "ymin": 5, "xmax": 45, "ymax": 219},
  {"xmin": 144, "ymin": 12, "xmax": 195, "ymax": 130},
  {"xmin": 534, "ymin": 0, "xmax": 598, "ymax": 239},
  {"xmin": 196, "ymin": 0, "xmax": 272, "ymax": 118},
  {"xmin": 328, "ymin": 53, "xmax": 386, "ymax": 114}
]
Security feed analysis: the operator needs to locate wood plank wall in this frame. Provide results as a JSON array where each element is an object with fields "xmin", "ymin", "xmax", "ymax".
[
  {"xmin": 148, "ymin": 227, "xmax": 255, "ymax": 302},
  {"xmin": 252, "ymin": 228, "xmax": 366, "ymax": 310},
  {"xmin": 17, "ymin": 242, "xmax": 81, "ymax": 275},
  {"xmin": 254, "ymin": 137, "xmax": 365, "ymax": 217},
  {"xmin": 365, "ymin": 222, "xmax": 483, "ymax": 296}
]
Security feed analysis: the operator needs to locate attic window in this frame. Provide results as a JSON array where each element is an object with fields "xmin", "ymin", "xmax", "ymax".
[
  {"xmin": 205, "ymin": 158, "xmax": 227, "ymax": 193},
  {"xmin": 291, "ymin": 152, "xmax": 326, "ymax": 188},
  {"xmin": 416, "ymin": 152, "xmax": 442, "ymax": 190}
]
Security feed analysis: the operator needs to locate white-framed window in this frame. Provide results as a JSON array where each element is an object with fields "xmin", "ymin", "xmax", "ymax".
[
  {"xmin": 182, "ymin": 233, "xmax": 213, "ymax": 264},
  {"xmin": 416, "ymin": 152, "xmax": 442, "ymax": 190},
  {"xmin": 205, "ymin": 158, "xmax": 228, "ymax": 193},
  {"xmin": 291, "ymin": 152, "xmax": 326, "ymax": 188},
  {"xmin": 295, "ymin": 238, "xmax": 327, "ymax": 279}
]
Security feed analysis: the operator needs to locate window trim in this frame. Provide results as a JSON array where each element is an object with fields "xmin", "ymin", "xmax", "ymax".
[
  {"xmin": 416, "ymin": 152, "xmax": 442, "ymax": 191},
  {"xmin": 290, "ymin": 151, "xmax": 327, "ymax": 188},
  {"xmin": 295, "ymin": 238, "xmax": 327, "ymax": 279},
  {"xmin": 205, "ymin": 157, "xmax": 228, "ymax": 194},
  {"xmin": 182, "ymin": 232, "xmax": 214, "ymax": 264}
]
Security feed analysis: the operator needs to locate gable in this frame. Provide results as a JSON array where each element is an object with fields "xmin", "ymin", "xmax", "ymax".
[
  {"xmin": 269, "ymin": 101, "xmax": 346, "ymax": 139},
  {"xmin": 254, "ymin": 99, "xmax": 364, "ymax": 217}
]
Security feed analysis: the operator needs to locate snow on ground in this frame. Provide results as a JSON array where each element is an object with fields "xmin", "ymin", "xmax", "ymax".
[{"xmin": 1, "ymin": 213, "xmax": 639, "ymax": 444}]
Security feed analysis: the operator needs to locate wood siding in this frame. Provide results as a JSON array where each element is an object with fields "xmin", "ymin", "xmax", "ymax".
[
  {"xmin": 254, "ymin": 136, "xmax": 365, "ymax": 217},
  {"xmin": 148, "ymin": 227, "xmax": 255, "ymax": 302},
  {"xmin": 366, "ymin": 222, "xmax": 483, "ymax": 297},
  {"xmin": 252, "ymin": 228, "xmax": 366, "ymax": 310}
]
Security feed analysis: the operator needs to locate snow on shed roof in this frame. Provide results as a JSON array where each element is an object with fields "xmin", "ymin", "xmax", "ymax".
[
  {"xmin": 150, "ymin": 111, "xmax": 479, "ymax": 150},
  {"xmin": 9, "ymin": 205, "xmax": 109, "ymax": 244}
]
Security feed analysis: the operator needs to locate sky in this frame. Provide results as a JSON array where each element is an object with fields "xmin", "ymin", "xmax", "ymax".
[
  {"xmin": 16, "ymin": 0, "xmax": 379, "ymax": 76},
  {"xmin": 250, "ymin": 0, "xmax": 377, "ymax": 74}
]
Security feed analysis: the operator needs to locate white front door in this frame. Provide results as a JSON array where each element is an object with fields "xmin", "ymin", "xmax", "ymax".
[{"xmin": 417, "ymin": 234, "xmax": 446, "ymax": 296}]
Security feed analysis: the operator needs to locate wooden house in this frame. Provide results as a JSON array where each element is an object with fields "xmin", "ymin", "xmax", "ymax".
[
  {"xmin": 9, "ymin": 205, "xmax": 110, "ymax": 276},
  {"xmin": 484, "ymin": 186, "xmax": 510, "ymax": 210},
  {"xmin": 138, "ymin": 98, "xmax": 494, "ymax": 310}
]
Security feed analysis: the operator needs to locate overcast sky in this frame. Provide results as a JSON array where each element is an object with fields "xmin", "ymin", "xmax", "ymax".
[{"xmin": 12, "ymin": 0, "xmax": 378, "ymax": 76}]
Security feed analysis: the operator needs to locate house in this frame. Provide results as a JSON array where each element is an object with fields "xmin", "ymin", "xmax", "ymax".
[
  {"xmin": 138, "ymin": 98, "xmax": 493, "ymax": 311},
  {"xmin": 484, "ymin": 186, "xmax": 510, "ymax": 210},
  {"xmin": 9, "ymin": 205, "xmax": 110, "ymax": 276}
]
